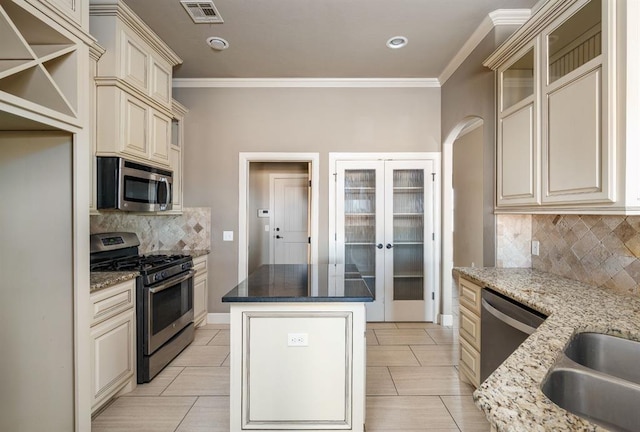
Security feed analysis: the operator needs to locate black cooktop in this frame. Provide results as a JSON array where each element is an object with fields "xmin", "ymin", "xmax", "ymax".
[{"xmin": 90, "ymin": 254, "xmax": 191, "ymax": 272}]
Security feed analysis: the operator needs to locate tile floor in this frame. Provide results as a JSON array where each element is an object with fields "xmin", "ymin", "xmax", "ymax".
[{"xmin": 92, "ymin": 320, "xmax": 489, "ymax": 432}]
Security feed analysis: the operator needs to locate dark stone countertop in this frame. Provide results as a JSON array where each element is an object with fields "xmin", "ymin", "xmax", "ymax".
[{"xmin": 222, "ymin": 264, "xmax": 374, "ymax": 303}]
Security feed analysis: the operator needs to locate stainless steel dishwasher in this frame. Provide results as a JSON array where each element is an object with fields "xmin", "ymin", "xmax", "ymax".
[{"xmin": 481, "ymin": 288, "xmax": 547, "ymax": 382}]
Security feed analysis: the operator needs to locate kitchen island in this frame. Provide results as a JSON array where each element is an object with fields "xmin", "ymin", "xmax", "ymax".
[
  {"xmin": 222, "ymin": 264, "xmax": 373, "ymax": 432},
  {"xmin": 454, "ymin": 267, "xmax": 640, "ymax": 432}
]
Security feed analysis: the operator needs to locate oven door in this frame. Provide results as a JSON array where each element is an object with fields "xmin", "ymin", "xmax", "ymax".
[{"xmin": 145, "ymin": 270, "xmax": 194, "ymax": 354}]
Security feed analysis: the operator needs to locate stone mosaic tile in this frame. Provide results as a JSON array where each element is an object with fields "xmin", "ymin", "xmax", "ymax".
[
  {"xmin": 532, "ymin": 214, "xmax": 640, "ymax": 297},
  {"xmin": 495, "ymin": 215, "xmax": 531, "ymax": 268},
  {"xmin": 90, "ymin": 207, "xmax": 211, "ymax": 254}
]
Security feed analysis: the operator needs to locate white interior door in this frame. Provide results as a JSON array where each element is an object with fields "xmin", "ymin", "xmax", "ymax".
[
  {"xmin": 384, "ymin": 160, "xmax": 435, "ymax": 322},
  {"xmin": 271, "ymin": 175, "xmax": 309, "ymax": 264},
  {"xmin": 335, "ymin": 161, "xmax": 385, "ymax": 321}
]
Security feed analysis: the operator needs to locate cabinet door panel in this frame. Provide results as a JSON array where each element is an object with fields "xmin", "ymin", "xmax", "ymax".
[
  {"xmin": 152, "ymin": 59, "xmax": 171, "ymax": 104},
  {"xmin": 150, "ymin": 111, "xmax": 170, "ymax": 164},
  {"xmin": 545, "ymin": 67, "xmax": 609, "ymax": 202},
  {"xmin": 499, "ymin": 103, "xmax": 537, "ymax": 204},
  {"xmin": 194, "ymin": 274, "xmax": 207, "ymax": 324},
  {"xmin": 91, "ymin": 309, "xmax": 135, "ymax": 410},
  {"xmin": 122, "ymin": 30, "xmax": 148, "ymax": 91},
  {"xmin": 122, "ymin": 94, "xmax": 148, "ymax": 157}
]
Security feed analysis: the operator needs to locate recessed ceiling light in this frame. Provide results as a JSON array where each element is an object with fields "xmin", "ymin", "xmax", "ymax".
[
  {"xmin": 386, "ymin": 36, "xmax": 408, "ymax": 49},
  {"xmin": 206, "ymin": 36, "xmax": 229, "ymax": 51}
]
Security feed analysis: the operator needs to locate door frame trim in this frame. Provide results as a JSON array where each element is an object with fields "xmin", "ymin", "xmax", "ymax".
[
  {"xmin": 269, "ymin": 173, "xmax": 310, "ymax": 264},
  {"xmin": 239, "ymin": 152, "xmax": 319, "ymax": 283}
]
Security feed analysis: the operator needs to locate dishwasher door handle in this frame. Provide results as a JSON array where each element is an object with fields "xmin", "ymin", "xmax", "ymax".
[{"xmin": 481, "ymin": 298, "xmax": 538, "ymax": 335}]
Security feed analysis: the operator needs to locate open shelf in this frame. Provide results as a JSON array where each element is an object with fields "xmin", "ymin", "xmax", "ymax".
[{"xmin": 0, "ymin": 2, "xmax": 78, "ymax": 121}]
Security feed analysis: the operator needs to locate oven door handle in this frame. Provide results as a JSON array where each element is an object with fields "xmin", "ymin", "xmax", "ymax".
[{"xmin": 149, "ymin": 270, "xmax": 195, "ymax": 293}]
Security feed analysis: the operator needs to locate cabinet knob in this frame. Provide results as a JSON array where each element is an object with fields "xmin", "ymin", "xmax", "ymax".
[{"xmin": 386, "ymin": 243, "xmax": 394, "ymax": 249}]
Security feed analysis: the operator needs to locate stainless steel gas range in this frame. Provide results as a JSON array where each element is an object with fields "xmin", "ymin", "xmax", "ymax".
[{"xmin": 90, "ymin": 232, "xmax": 195, "ymax": 383}]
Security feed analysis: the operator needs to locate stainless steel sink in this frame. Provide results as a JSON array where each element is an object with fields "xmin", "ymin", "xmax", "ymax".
[
  {"xmin": 564, "ymin": 332, "xmax": 640, "ymax": 385},
  {"xmin": 542, "ymin": 367, "xmax": 640, "ymax": 432},
  {"xmin": 541, "ymin": 333, "xmax": 640, "ymax": 432}
]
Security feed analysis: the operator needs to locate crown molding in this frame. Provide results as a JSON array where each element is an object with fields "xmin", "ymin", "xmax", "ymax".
[
  {"xmin": 438, "ymin": 8, "xmax": 531, "ymax": 85},
  {"xmin": 172, "ymin": 78, "xmax": 441, "ymax": 88}
]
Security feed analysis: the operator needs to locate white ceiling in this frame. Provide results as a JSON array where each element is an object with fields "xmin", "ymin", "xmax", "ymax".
[{"xmin": 124, "ymin": 0, "xmax": 540, "ymax": 80}]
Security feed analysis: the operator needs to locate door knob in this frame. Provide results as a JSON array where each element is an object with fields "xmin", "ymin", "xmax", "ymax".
[
  {"xmin": 276, "ymin": 235, "xmax": 284, "ymax": 239},
  {"xmin": 386, "ymin": 243, "xmax": 394, "ymax": 249},
  {"xmin": 376, "ymin": 243, "xmax": 383, "ymax": 249}
]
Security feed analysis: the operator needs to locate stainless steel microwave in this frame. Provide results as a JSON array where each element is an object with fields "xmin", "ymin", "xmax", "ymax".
[{"xmin": 97, "ymin": 157, "xmax": 173, "ymax": 212}]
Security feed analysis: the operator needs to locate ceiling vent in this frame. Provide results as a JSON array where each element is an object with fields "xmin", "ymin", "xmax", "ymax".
[{"xmin": 180, "ymin": 1, "xmax": 223, "ymax": 24}]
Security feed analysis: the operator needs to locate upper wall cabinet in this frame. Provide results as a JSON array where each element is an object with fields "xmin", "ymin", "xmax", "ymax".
[
  {"xmin": 90, "ymin": 0, "xmax": 182, "ymax": 168},
  {"xmin": 487, "ymin": 0, "xmax": 640, "ymax": 214},
  {"xmin": 0, "ymin": 0, "xmax": 93, "ymax": 130}
]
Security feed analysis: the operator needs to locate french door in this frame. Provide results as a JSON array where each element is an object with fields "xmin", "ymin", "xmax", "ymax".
[{"xmin": 335, "ymin": 159, "xmax": 435, "ymax": 322}]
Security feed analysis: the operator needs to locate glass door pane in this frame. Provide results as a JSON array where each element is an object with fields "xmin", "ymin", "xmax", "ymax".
[
  {"xmin": 547, "ymin": 0, "xmax": 601, "ymax": 84},
  {"xmin": 392, "ymin": 169, "xmax": 425, "ymax": 301},
  {"xmin": 344, "ymin": 169, "xmax": 376, "ymax": 285}
]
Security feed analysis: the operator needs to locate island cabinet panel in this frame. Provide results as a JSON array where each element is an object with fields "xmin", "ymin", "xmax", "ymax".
[
  {"xmin": 247, "ymin": 315, "xmax": 349, "ymax": 423},
  {"xmin": 229, "ymin": 302, "xmax": 366, "ymax": 432}
]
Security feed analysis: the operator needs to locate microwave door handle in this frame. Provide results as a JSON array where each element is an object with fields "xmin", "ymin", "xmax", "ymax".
[
  {"xmin": 148, "ymin": 270, "xmax": 195, "ymax": 294},
  {"xmin": 162, "ymin": 177, "xmax": 171, "ymax": 207}
]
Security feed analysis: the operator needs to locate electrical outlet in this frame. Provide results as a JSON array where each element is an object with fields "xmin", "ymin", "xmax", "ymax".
[
  {"xmin": 531, "ymin": 240, "xmax": 540, "ymax": 256},
  {"xmin": 287, "ymin": 333, "xmax": 308, "ymax": 347},
  {"xmin": 223, "ymin": 231, "xmax": 234, "ymax": 241}
]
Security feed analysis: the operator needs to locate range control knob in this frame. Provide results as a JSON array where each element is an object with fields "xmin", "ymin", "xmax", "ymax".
[
  {"xmin": 182, "ymin": 262, "xmax": 191, "ymax": 270},
  {"xmin": 154, "ymin": 273, "xmax": 161, "ymax": 281},
  {"xmin": 161, "ymin": 271, "xmax": 168, "ymax": 278}
]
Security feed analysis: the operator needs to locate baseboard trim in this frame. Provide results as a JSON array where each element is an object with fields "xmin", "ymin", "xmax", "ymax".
[
  {"xmin": 207, "ymin": 313, "xmax": 230, "ymax": 324},
  {"xmin": 440, "ymin": 314, "xmax": 454, "ymax": 327}
]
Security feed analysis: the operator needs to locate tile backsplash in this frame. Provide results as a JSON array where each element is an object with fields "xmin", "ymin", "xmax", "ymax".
[
  {"xmin": 532, "ymin": 214, "xmax": 640, "ymax": 297},
  {"xmin": 496, "ymin": 214, "xmax": 532, "ymax": 268},
  {"xmin": 90, "ymin": 207, "xmax": 211, "ymax": 253}
]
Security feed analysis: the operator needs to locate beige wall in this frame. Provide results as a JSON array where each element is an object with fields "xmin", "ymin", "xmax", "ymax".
[
  {"xmin": 174, "ymin": 87, "xmax": 441, "ymax": 312},
  {"xmin": 453, "ymin": 125, "xmax": 484, "ymax": 267},
  {"xmin": 441, "ymin": 26, "xmax": 520, "ymax": 267}
]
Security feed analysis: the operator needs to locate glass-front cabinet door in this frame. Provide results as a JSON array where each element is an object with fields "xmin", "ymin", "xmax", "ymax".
[{"xmin": 335, "ymin": 159, "xmax": 435, "ymax": 322}]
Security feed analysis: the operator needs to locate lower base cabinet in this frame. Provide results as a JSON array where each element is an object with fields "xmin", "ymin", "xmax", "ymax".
[
  {"xmin": 193, "ymin": 255, "xmax": 208, "ymax": 326},
  {"xmin": 458, "ymin": 277, "xmax": 482, "ymax": 388},
  {"xmin": 90, "ymin": 279, "xmax": 137, "ymax": 414}
]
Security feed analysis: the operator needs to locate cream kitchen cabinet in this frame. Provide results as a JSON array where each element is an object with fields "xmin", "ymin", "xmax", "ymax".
[
  {"xmin": 458, "ymin": 277, "xmax": 482, "ymax": 388},
  {"xmin": 487, "ymin": 0, "xmax": 640, "ymax": 214},
  {"xmin": 89, "ymin": 0, "xmax": 179, "ymax": 108},
  {"xmin": 193, "ymin": 255, "xmax": 208, "ymax": 327},
  {"xmin": 89, "ymin": 279, "xmax": 136, "ymax": 414},
  {"xmin": 168, "ymin": 100, "xmax": 188, "ymax": 214},
  {"xmin": 95, "ymin": 86, "xmax": 171, "ymax": 165},
  {"xmin": 42, "ymin": 0, "xmax": 87, "ymax": 30},
  {"xmin": 90, "ymin": 0, "xmax": 182, "ymax": 169},
  {"xmin": 0, "ymin": 0, "xmax": 92, "ymax": 130}
]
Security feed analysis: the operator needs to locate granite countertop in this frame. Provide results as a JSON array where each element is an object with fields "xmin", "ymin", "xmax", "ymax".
[
  {"xmin": 222, "ymin": 264, "xmax": 374, "ymax": 303},
  {"xmin": 90, "ymin": 271, "xmax": 139, "ymax": 293},
  {"xmin": 152, "ymin": 249, "xmax": 210, "ymax": 258},
  {"xmin": 454, "ymin": 267, "xmax": 640, "ymax": 432}
]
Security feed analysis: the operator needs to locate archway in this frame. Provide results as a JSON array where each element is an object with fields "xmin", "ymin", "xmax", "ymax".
[{"xmin": 439, "ymin": 116, "xmax": 484, "ymax": 325}]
